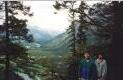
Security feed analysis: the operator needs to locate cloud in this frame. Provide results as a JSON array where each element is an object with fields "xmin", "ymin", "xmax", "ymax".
[
  {"xmin": 23, "ymin": 1, "xmax": 70, "ymax": 34},
  {"xmin": 21, "ymin": 1, "xmax": 100, "ymax": 35}
]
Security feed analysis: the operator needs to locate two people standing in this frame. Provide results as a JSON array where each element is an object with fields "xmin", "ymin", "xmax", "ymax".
[{"xmin": 79, "ymin": 52, "xmax": 107, "ymax": 80}]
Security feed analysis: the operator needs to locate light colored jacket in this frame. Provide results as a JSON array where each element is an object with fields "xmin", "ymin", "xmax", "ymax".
[{"xmin": 95, "ymin": 59, "xmax": 107, "ymax": 80}]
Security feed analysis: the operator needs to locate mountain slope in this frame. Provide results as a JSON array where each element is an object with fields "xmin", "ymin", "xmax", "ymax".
[
  {"xmin": 41, "ymin": 32, "xmax": 69, "ymax": 53},
  {"xmin": 29, "ymin": 27, "xmax": 52, "ymax": 43}
]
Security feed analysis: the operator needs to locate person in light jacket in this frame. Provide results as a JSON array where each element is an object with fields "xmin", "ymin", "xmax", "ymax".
[{"xmin": 95, "ymin": 53, "xmax": 107, "ymax": 80}]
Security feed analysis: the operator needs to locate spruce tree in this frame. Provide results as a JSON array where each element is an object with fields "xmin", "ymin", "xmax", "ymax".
[{"xmin": 0, "ymin": 1, "xmax": 33, "ymax": 80}]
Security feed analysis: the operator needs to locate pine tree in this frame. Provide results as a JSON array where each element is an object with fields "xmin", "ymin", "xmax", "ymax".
[
  {"xmin": 54, "ymin": 1, "xmax": 79, "ymax": 80},
  {"xmin": 0, "ymin": 1, "xmax": 33, "ymax": 80},
  {"xmin": 53, "ymin": 1, "xmax": 90, "ymax": 80},
  {"xmin": 87, "ymin": 1, "xmax": 123, "ymax": 80},
  {"xmin": 76, "ymin": 1, "xmax": 88, "ymax": 57},
  {"xmin": 0, "ymin": 1, "xmax": 33, "ymax": 42}
]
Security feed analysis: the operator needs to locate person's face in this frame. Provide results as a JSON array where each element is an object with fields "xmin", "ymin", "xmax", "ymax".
[
  {"xmin": 84, "ymin": 53, "xmax": 91, "ymax": 59},
  {"xmin": 98, "ymin": 54, "xmax": 103, "ymax": 59}
]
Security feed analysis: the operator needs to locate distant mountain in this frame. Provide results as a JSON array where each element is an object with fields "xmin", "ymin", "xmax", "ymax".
[
  {"xmin": 24, "ymin": 32, "xmax": 69, "ymax": 56},
  {"xmin": 28, "ymin": 26, "xmax": 66, "ymax": 44},
  {"xmin": 28, "ymin": 26, "xmax": 55, "ymax": 43},
  {"xmin": 26, "ymin": 24, "xmax": 102, "ymax": 55},
  {"xmin": 41, "ymin": 32, "xmax": 69, "ymax": 53},
  {"xmin": 23, "ymin": 26, "xmax": 69, "ymax": 54}
]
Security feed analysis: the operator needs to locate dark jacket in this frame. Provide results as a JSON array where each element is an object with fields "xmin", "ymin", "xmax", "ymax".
[{"xmin": 79, "ymin": 59, "xmax": 97, "ymax": 80}]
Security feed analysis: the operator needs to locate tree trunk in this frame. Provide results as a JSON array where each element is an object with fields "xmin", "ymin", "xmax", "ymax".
[
  {"xmin": 5, "ymin": 1, "xmax": 10, "ymax": 80},
  {"xmin": 112, "ymin": 1, "xmax": 123, "ymax": 80}
]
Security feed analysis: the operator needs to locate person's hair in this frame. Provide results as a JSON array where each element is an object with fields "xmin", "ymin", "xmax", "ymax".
[
  {"xmin": 96, "ymin": 52, "xmax": 104, "ymax": 58},
  {"xmin": 84, "ymin": 51, "xmax": 91, "ymax": 56}
]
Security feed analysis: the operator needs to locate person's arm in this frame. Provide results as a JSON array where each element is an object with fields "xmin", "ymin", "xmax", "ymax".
[
  {"xmin": 78, "ymin": 59, "xmax": 84, "ymax": 78},
  {"xmin": 102, "ymin": 60, "xmax": 107, "ymax": 78}
]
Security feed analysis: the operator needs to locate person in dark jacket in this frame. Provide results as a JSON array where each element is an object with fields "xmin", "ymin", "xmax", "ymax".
[{"xmin": 79, "ymin": 52, "xmax": 97, "ymax": 80}]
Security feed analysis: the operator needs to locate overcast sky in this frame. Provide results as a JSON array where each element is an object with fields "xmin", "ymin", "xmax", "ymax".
[{"xmin": 20, "ymin": 1, "xmax": 100, "ymax": 35}]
